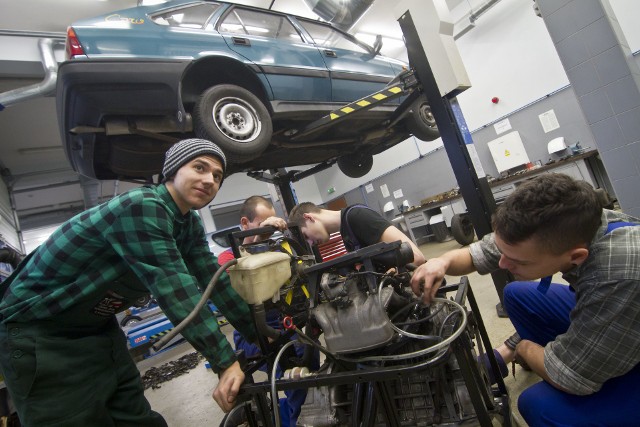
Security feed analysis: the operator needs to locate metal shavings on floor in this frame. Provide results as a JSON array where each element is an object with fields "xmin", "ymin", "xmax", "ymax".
[{"xmin": 141, "ymin": 352, "xmax": 204, "ymax": 390}]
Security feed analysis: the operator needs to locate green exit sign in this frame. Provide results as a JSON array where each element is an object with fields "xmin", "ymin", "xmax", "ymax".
[{"xmin": 327, "ymin": 187, "xmax": 336, "ymax": 194}]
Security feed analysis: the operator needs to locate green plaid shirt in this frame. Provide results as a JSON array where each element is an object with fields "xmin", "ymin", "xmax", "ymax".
[{"xmin": 0, "ymin": 184, "xmax": 256, "ymax": 372}]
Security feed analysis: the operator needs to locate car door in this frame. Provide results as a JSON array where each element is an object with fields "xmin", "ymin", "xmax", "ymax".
[
  {"xmin": 216, "ymin": 6, "xmax": 331, "ymax": 102},
  {"xmin": 296, "ymin": 19, "xmax": 398, "ymax": 103}
]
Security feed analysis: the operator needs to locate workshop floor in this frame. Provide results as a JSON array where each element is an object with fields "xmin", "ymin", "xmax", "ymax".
[{"xmin": 142, "ymin": 238, "xmax": 550, "ymax": 426}]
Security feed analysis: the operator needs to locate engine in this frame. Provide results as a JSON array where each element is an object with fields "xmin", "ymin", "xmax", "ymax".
[{"xmin": 226, "ymin": 232, "xmax": 507, "ymax": 426}]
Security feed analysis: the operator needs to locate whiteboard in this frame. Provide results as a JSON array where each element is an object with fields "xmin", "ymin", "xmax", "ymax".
[{"xmin": 487, "ymin": 131, "xmax": 530, "ymax": 173}]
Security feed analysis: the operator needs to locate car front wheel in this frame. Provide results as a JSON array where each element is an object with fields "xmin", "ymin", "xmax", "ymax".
[
  {"xmin": 338, "ymin": 154, "xmax": 373, "ymax": 178},
  {"xmin": 404, "ymin": 96, "xmax": 440, "ymax": 142},
  {"xmin": 193, "ymin": 84, "xmax": 272, "ymax": 161}
]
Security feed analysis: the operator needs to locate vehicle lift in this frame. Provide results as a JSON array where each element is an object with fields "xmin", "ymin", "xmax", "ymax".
[
  {"xmin": 125, "ymin": 301, "xmax": 228, "ymax": 360},
  {"xmin": 243, "ymin": 2, "xmax": 513, "ymax": 425},
  {"xmin": 250, "ymin": 1, "xmax": 513, "ymax": 317}
]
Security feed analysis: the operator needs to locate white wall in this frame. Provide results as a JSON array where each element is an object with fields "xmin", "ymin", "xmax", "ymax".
[
  {"xmin": 453, "ymin": 0, "xmax": 570, "ymax": 131},
  {"xmin": 609, "ymin": 0, "xmax": 640, "ymax": 52}
]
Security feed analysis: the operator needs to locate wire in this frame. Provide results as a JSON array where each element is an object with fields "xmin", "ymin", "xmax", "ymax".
[
  {"xmin": 271, "ymin": 340, "xmax": 297, "ymax": 427},
  {"xmin": 331, "ymin": 277, "xmax": 468, "ymax": 363},
  {"xmin": 337, "ymin": 296, "xmax": 466, "ymax": 363},
  {"xmin": 221, "ymin": 403, "xmax": 248, "ymax": 427}
]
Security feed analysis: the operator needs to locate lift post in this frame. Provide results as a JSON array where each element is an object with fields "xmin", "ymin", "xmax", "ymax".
[{"xmin": 395, "ymin": 0, "xmax": 513, "ymax": 317}]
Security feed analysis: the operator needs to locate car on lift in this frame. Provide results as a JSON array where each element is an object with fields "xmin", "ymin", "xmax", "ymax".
[{"xmin": 57, "ymin": 0, "xmax": 438, "ymax": 181}]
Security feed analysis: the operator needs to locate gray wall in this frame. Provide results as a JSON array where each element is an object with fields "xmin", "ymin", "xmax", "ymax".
[
  {"xmin": 470, "ymin": 86, "xmax": 597, "ymax": 178},
  {"xmin": 328, "ymin": 147, "xmax": 457, "ymax": 217},
  {"xmin": 327, "ymin": 83, "xmax": 604, "ymax": 215},
  {"xmin": 537, "ymin": 0, "xmax": 640, "ymax": 217}
]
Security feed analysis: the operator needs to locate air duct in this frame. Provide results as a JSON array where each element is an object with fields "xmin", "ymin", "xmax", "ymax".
[
  {"xmin": 302, "ymin": 0, "xmax": 375, "ymax": 31},
  {"xmin": 0, "ymin": 38, "xmax": 58, "ymax": 111}
]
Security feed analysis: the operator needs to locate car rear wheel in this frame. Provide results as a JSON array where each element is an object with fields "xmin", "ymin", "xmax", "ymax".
[
  {"xmin": 404, "ymin": 97, "xmax": 440, "ymax": 142},
  {"xmin": 193, "ymin": 84, "xmax": 272, "ymax": 161},
  {"xmin": 338, "ymin": 153, "xmax": 373, "ymax": 178}
]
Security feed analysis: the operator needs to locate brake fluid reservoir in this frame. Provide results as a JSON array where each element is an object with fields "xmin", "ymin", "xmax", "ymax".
[{"xmin": 228, "ymin": 252, "xmax": 291, "ymax": 304}]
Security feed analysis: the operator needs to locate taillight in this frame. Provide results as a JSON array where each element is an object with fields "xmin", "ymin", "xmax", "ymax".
[{"xmin": 66, "ymin": 27, "xmax": 85, "ymax": 59}]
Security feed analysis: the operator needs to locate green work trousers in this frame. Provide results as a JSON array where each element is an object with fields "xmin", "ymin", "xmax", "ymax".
[{"xmin": 0, "ymin": 318, "xmax": 167, "ymax": 427}]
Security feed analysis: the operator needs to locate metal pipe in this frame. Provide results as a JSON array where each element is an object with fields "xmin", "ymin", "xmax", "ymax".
[
  {"xmin": 469, "ymin": 0, "xmax": 501, "ymax": 23},
  {"xmin": 0, "ymin": 38, "xmax": 59, "ymax": 110},
  {"xmin": 302, "ymin": 0, "xmax": 375, "ymax": 31}
]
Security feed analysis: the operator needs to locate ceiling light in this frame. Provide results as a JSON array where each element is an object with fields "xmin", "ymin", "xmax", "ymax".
[{"xmin": 138, "ymin": 0, "xmax": 168, "ymax": 5}]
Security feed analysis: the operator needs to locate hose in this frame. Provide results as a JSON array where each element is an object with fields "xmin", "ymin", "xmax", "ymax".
[
  {"xmin": 333, "ymin": 279, "xmax": 467, "ymax": 363},
  {"xmin": 153, "ymin": 258, "xmax": 238, "ymax": 351},
  {"xmin": 271, "ymin": 340, "xmax": 297, "ymax": 427}
]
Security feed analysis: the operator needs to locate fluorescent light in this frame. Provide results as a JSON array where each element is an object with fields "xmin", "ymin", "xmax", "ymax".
[{"xmin": 138, "ymin": 0, "xmax": 168, "ymax": 5}]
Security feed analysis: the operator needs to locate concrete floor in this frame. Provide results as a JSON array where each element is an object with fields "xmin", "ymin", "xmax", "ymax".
[{"xmin": 142, "ymin": 238, "xmax": 549, "ymax": 426}]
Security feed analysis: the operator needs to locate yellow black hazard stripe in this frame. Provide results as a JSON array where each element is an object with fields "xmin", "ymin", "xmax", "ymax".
[
  {"xmin": 329, "ymin": 86, "xmax": 404, "ymax": 121},
  {"xmin": 150, "ymin": 330, "xmax": 171, "ymax": 341},
  {"xmin": 292, "ymin": 84, "xmax": 406, "ymax": 140}
]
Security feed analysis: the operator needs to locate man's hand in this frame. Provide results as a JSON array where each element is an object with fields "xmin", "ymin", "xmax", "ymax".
[
  {"xmin": 261, "ymin": 216, "xmax": 287, "ymax": 230},
  {"xmin": 249, "ymin": 216, "xmax": 288, "ymax": 243},
  {"xmin": 212, "ymin": 361, "xmax": 244, "ymax": 412},
  {"xmin": 409, "ymin": 258, "xmax": 449, "ymax": 304}
]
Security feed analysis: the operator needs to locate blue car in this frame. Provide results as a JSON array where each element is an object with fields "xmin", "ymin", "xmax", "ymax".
[{"xmin": 56, "ymin": 0, "xmax": 438, "ymax": 180}]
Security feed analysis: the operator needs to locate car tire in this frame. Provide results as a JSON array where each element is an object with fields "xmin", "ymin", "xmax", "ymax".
[
  {"xmin": 404, "ymin": 96, "xmax": 440, "ymax": 142},
  {"xmin": 133, "ymin": 294, "xmax": 151, "ymax": 308},
  {"xmin": 338, "ymin": 154, "xmax": 373, "ymax": 178},
  {"xmin": 193, "ymin": 84, "xmax": 272, "ymax": 161},
  {"xmin": 451, "ymin": 213, "xmax": 475, "ymax": 246},
  {"xmin": 121, "ymin": 315, "xmax": 143, "ymax": 327}
]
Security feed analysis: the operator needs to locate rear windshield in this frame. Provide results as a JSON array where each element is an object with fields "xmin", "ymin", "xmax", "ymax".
[{"xmin": 151, "ymin": 2, "xmax": 221, "ymax": 29}]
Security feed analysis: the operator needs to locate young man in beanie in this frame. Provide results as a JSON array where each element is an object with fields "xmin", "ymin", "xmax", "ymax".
[
  {"xmin": 410, "ymin": 173, "xmax": 640, "ymax": 426},
  {"xmin": 0, "ymin": 138, "xmax": 256, "ymax": 426}
]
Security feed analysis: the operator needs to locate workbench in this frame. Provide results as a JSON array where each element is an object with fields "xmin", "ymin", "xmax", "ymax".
[{"xmin": 402, "ymin": 150, "xmax": 605, "ymax": 245}]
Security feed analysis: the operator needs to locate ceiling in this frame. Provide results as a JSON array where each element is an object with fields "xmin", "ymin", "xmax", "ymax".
[{"xmin": 0, "ymin": 0, "xmax": 467, "ymax": 232}]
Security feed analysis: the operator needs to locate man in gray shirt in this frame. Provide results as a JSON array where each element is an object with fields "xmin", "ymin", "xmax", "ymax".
[{"xmin": 410, "ymin": 173, "xmax": 639, "ymax": 427}]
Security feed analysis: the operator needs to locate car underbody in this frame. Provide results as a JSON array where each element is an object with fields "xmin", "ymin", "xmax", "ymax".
[{"xmin": 57, "ymin": 60, "xmax": 436, "ymax": 181}]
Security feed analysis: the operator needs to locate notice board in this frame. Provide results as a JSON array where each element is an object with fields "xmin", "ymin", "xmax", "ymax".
[{"xmin": 487, "ymin": 131, "xmax": 530, "ymax": 173}]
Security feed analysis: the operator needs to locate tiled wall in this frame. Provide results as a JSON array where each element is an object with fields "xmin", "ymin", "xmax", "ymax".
[{"xmin": 537, "ymin": 0, "xmax": 640, "ymax": 217}]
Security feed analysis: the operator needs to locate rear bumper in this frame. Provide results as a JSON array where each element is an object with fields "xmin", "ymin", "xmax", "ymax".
[{"xmin": 56, "ymin": 59, "xmax": 189, "ymax": 177}]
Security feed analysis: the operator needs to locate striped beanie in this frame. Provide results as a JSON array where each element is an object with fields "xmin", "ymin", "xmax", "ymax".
[{"xmin": 162, "ymin": 138, "xmax": 227, "ymax": 181}]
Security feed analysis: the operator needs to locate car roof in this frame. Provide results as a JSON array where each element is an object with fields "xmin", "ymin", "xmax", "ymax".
[{"xmin": 83, "ymin": 0, "xmax": 376, "ymax": 54}]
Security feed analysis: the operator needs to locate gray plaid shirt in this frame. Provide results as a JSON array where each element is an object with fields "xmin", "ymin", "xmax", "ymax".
[{"xmin": 469, "ymin": 209, "xmax": 640, "ymax": 395}]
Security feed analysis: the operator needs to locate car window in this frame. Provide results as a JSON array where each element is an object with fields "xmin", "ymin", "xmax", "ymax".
[
  {"xmin": 151, "ymin": 3, "xmax": 221, "ymax": 29},
  {"xmin": 300, "ymin": 20, "xmax": 369, "ymax": 53},
  {"xmin": 219, "ymin": 8, "xmax": 303, "ymax": 42}
]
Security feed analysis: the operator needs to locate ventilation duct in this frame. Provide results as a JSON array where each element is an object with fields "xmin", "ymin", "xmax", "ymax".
[
  {"xmin": 0, "ymin": 38, "xmax": 58, "ymax": 111},
  {"xmin": 302, "ymin": 0, "xmax": 375, "ymax": 31}
]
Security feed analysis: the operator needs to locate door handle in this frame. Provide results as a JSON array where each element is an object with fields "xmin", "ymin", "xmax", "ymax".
[
  {"xmin": 323, "ymin": 49, "xmax": 337, "ymax": 58},
  {"xmin": 232, "ymin": 37, "xmax": 251, "ymax": 46}
]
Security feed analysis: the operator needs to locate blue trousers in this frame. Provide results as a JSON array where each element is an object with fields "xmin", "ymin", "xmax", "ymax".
[{"xmin": 504, "ymin": 282, "xmax": 640, "ymax": 427}]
